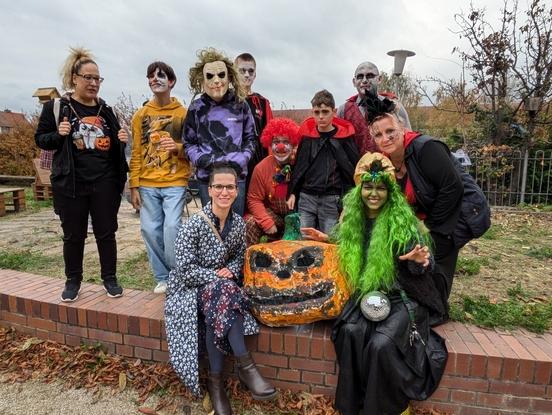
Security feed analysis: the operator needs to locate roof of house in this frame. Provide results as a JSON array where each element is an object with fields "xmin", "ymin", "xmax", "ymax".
[{"xmin": 0, "ymin": 110, "xmax": 30, "ymax": 129}]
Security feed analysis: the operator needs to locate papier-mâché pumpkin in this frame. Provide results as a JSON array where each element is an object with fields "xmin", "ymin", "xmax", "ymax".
[{"xmin": 243, "ymin": 240, "xmax": 351, "ymax": 326}]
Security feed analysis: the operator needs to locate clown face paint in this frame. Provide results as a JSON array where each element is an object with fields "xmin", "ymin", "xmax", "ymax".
[
  {"xmin": 203, "ymin": 61, "xmax": 229, "ymax": 102},
  {"xmin": 236, "ymin": 59, "xmax": 256, "ymax": 92},
  {"xmin": 353, "ymin": 62, "xmax": 380, "ymax": 97},
  {"xmin": 361, "ymin": 181, "xmax": 388, "ymax": 218},
  {"xmin": 148, "ymin": 68, "xmax": 172, "ymax": 95},
  {"xmin": 271, "ymin": 136, "xmax": 292, "ymax": 164}
]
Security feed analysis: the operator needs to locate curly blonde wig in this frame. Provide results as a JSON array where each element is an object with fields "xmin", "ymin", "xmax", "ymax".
[{"xmin": 188, "ymin": 47, "xmax": 246, "ymax": 101}]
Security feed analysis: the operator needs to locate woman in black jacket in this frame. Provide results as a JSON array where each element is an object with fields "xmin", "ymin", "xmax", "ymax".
[
  {"xmin": 35, "ymin": 47, "xmax": 128, "ymax": 302},
  {"xmin": 365, "ymin": 95, "xmax": 463, "ymax": 318}
]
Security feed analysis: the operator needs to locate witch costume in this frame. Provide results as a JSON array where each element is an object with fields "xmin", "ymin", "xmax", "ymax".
[
  {"xmin": 164, "ymin": 202, "xmax": 259, "ymax": 396},
  {"xmin": 330, "ymin": 153, "xmax": 448, "ymax": 415}
]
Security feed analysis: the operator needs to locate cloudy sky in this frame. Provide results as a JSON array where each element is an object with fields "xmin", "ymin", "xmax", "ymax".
[{"xmin": 2, "ymin": 0, "xmax": 505, "ymax": 115}]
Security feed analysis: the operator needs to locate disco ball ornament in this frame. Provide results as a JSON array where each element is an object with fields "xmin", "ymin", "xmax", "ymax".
[{"xmin": 360, "ymin": 291, "xmax": 391, "ymax": 322}]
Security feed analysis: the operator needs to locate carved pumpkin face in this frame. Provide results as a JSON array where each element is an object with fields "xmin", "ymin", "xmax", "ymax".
[
  {"xmin": 95, "ymin": 136, "xmax": 110, "ymax": 151},
  {"xmin": 243, "ymin": 240, "xmax": 351, "ymax": 327}
]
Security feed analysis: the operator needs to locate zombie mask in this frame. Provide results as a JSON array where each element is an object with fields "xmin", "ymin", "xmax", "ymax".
[
  {"xmin": 243, "ymin": 240, "xmax": 351, "ymax": 326},
  {"xmin": 203, "ymin": 61, "xmax": 229, "ymax": 102}
]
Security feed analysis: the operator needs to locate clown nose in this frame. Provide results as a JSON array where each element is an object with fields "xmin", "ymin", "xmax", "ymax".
[{"xmin": 275, "ymin": 143, "xmax": 286, "ymax": 152}]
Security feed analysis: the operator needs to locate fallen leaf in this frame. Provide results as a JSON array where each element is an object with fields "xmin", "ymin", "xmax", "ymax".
[
  {"xmin": 137, "ymin": 407, "xmax": 158, "ymax": 414},
  {"xmin": 118, "ymin": 371, "xmax": 127, "ymax": 391}
]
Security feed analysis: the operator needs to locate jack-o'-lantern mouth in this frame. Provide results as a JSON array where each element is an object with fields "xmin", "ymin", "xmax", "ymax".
[{"xmin": 245, "ymin": 281, "xmax": 335, "ymax": 309}]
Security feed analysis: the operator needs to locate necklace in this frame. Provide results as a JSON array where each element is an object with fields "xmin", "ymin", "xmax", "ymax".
[{"xmin": 392, "ymin": 158, "xmax": 404, "ymax": 172}]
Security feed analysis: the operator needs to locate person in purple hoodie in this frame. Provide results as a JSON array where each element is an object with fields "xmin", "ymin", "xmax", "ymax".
[{"xmin": 183, "ymin": 47, "xmax": 256, "ymax": 216}]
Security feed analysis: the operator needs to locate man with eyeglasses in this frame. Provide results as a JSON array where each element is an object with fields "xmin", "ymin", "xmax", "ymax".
[
  {"xmin": 337, "ymin": 61, "xmax": 411, "ymax": 155},
  {"xmin": 234, "ymin": 53, "xmax": 273, "ymax": 189}
]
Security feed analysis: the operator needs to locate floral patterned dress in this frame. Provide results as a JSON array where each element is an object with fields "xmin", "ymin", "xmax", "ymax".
[{"xmin": 164, "ymin": 203, "xmax": 259, "ymax": 396}]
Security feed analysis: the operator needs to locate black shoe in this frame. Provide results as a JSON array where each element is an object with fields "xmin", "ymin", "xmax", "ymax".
[
  {"xmin": 103, "ymin": 278, "xmax": 123, "ymax": 298},
  {"xmin": 61, "ymin": 281, "xmax": 81, "ymax": 302}
]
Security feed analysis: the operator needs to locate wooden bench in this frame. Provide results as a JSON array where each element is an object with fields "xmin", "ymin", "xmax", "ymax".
[
  {"xmin": 0, "ymin": 187, "xmax": 26, "ymax": 216},
  {"xmin": 0, "ymin": 269, "xmax": 551, "ymax": 414},
  {"xmin": 31, "ymin": 158, "xmax": 53, "ymax": 201}
]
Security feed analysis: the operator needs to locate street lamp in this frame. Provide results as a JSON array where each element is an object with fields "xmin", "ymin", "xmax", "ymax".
[{"xmin": 387, "ymin": 49, "xmax": 416, "ymax": 76}]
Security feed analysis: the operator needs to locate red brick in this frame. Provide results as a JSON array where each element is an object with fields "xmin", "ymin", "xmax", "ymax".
[
  {"xmin": 489, "ymin": 380, "xmax": 546, "ymax": 397},
  {"xmin": 301, "ymin": 371, "xmax": 323, "ymax": 385},
  {"xmin": 97, "ymin": 311, "xmax": 108, "ymax": 330},
  {"xmin": 324, "ymin": 340, "xmax": 336, "ymax": 360},
  {"xmin": 77, "ymin": 308, "xmax": 87, "ymax": 326},
  {"xmin": 153, "ymin": 350, "xmax": 169, "ymax": 363},
  {"xmin": 139, "ymin": 317, "xmax": 149, "ymax": 337},
  {"xmin": 310, "ymin": 338, "xmax": 324, "ymax": 359},
  {"xmin": 502, "ymin": 357, "xmax": 519, "ymax": 381},
  {"xmin": 533, "ymin": 398, "xmax": 552, "ymax": 413},
  {"xmin": 27, "ymin": 316, "xmax": 56, "ymax": 332},
  {"xmin": 116, "ymin": 344, "xmax": 134, "ymax": 357},
  {"xmin": 486, "ymin": 356, "xmax": 502, "ymax": 379},
  {"xmin": 127, "ymin": 316, "xmax": 140, "ymax": 335},
  {"xmin": 88, "ymin": 328, "xmax": 123, "ymax": 344},
  {"xmin": 65, "ymin": 334, "xmax": 82, "ymax": 347},
  {"xmin": 289, "ymin": 357, "xmax": 335, "ymax": 373},
  {"xmin": 57, "ymin": 322, "xmax": 88, "ymax": 337},
  {"xmin": 24, "ymin": 298, "xmax": 32, "ymax": 315},
  {"xmin": 58, "ymin": 304, "xmax": 68, "ymax": 323},
  {"xmin": 117, "ymin": 314, "xmax": 128, "ymax": 334},
  {"xmin": 283, "ymin": 334, "xmax": 296, "ymax": 355},
  {"xmin": 161, "ymin": 340, "xmax": 168, "ymax": 351},
  {"xmin": 35, "ymin": 328, "xmax": 50, "ymax": 340},
  {"xmin": 48, "ymin": 331, "xmax": 65, "ymax": 344},
  {"xmin": 257, "ymin": 365, "xmax": 277, "ymax": 379},
  {"xmin": 0, "ymin": 293, "xmax": 9, "ymax": 311},
  {"xmin": 252, "ymin": 352, "xmax": 288, "ymax": 368},
  {"xmin": 134, "ymin": 346, "xmax": 152, "ymax": 360},
  {"xmin": 310, "ymin": 386, "xmax": 335, "ymax": 395},
  {"xmin": 455, "ymin": 353, "xmax": 471, "ymax": 376},
  {"xmin": 470, "ymin": 354, "xmax": 487, "ymax": 378},
  {"xmin": 106, "ymin": 313, "xmax": 118, "ymax": 332},
  {"xmin": 451, "ymin": 390, "xmax": 476, "ymax": 404},
  {"xmin": 518, "ymin": 359, "xmax": 536, "ymax": 382},
  {"xmin": 1, "ymin": 310, "xmax": 27, "ymax": 325},
  {"xmin": 66, "ymin": 306, "xmax": 78, "ymax": 325},
  {"xmin": 270, "ymin": 332, "xmax": 283, "ymax": 354},
  {"xmin": 8, "ymin": 294, "xmax": 17, "ymax": 312},
  {"xmin": 278, "ymin": 368, "xmax": 300, "ymax": 382},
  {"xmin": 430, "ymin": 387, "xmax": 451, "ymax": 402},
  {"xmin": 123, "ymin": 334, "xmax": 160, "ymax": 350},
  {"xmin": 501, "ymin": 334, "xmax": 535, "ymax": 360},
  {"xmin": 297, "ymin": 336, "xmax": 309, "ymax": 357},
  {"xmin": 439, "ymin": 375, "xmax": 489, "ymax": 392},
  {"xmin": 325, "ymin": 373, "xmax": 338, "ymax": 387},
  {"xmin": 10, "ymin": 323, "xmax": 36, "ymax": 336},
  {"xmin": 150, "ymin": 319, "xmax": 161, "ymax": 339},
  {"xmin": 85, "ymin": 310, "xmax": 97, "ymax": 329},
  {"xmin": 534, "ymin": 361, "xmax": 552, "ymax": 384}
]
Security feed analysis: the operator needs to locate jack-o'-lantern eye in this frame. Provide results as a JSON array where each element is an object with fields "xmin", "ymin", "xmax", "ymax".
[
  {"xmin": 294, "ymin": 249, "xmax": 317, "ymax": 268},
  {"xmin": 252, "ymin": 252, "xmax": 273, "ymax": 269}
]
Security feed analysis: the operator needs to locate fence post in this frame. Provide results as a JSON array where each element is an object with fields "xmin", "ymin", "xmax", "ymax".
[{"xmin": 520, "ymin": 148, "xmax": 529, "ymax": 204}]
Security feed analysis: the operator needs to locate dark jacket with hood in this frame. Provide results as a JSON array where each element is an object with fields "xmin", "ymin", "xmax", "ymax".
[
  {"xmin": 402, "ymin": 131, "xmax": 464, "ymax": 236},
  {"xmin": 288, "ymin": 116, "xmax": 359, "ymax": 198},
  {"xmin": 35, "ymin": 94, "xmax": 128, "ymax": 197}
]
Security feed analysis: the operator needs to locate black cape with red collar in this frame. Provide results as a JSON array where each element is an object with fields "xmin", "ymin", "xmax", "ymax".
[{"xmin": 287, "ymin": 116, "xmax": 359, "ymax": 198}]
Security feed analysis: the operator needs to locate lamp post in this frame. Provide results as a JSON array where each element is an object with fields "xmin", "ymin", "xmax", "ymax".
[
  {"xmin": 387, "ymin": 50, "xmax": 415, "ymax": 99},
  {"xmin": 520, "ymin": 96, "xmax": 542, "ymax": 204}
]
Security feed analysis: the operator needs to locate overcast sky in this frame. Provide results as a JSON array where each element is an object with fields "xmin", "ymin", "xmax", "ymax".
[{"xmin": 1, "ymin": 0, "xmax": 506, "ymax": 115}]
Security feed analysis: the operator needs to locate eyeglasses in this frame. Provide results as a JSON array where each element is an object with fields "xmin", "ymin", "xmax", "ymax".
[
  {"xmin": 76, "ymin": 74, "xmax": 104, "ymax": 83},
  {"xmin": 209, "ymin": 184, "xmax": 238, "ymax": 193},
  {"xmin": 205, "ymin": 72, "xmax": 227, "ymax": 80},
  {"xmin": 355, "ymin": 73, "xmax": 378, "ymax": 81}
]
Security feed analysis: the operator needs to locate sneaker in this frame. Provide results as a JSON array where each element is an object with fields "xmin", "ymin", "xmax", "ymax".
[
  {"xmin": 103, "ymin": 278, "xmax": 123, "ymax": 298},
  {"xmin": 153, "ymin": 282, "xmax": 167, "ymax": 294},
  {"xmin": 61, "ymin": 281, "xmax": 81, "ymax": 302}
]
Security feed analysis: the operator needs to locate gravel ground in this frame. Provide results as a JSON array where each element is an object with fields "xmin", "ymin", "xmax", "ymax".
[{"xmin": 0, "ymin": 379, "xmax": 203, "ymax": 415}]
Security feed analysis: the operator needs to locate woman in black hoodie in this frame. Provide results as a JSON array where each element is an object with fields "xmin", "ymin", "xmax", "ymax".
[{"xmin": 35, "ymin": 47, "xmax": 128, "ymax": 302}]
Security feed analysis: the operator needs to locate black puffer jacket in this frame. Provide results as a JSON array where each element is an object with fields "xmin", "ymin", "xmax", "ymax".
[{"xmin": 35, "ymin": 95, "xmax": 128, "ymax": 196}]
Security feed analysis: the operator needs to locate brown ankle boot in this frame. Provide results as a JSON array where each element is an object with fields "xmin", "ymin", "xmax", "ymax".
[
  {"xmin": 206, "ymin": 373, "xmax": 232, "ymax": 415},
  {"xmin": 236, "ymin": 352, "xmax": 277, "ymax": 400}
]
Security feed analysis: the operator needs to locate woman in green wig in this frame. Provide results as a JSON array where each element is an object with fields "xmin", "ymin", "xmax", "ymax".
[{"xmin": 303, "ymin": 152, "xmax": 448, "ymax": 415}]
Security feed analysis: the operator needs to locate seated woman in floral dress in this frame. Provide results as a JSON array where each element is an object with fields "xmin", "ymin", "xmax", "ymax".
[
  {"xmin": 303, "ymin": 153, "xmax": 448, "ymax": 415},
  {"xmin": 165, "ymin": 163, "xmax": 276, "ymax": 415}
]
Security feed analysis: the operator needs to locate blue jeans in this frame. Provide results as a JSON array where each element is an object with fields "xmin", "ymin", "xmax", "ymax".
[
  {"xmin": 298, "ymin": 192, "xmax": 340, "ymax": 235},
  {"xmin": 139, "ymin": 186, "xmax": 186, "ymax": 283},
  {"xmin": 198, "ymin": 180, "xmax": 246, "ymax": 216}
]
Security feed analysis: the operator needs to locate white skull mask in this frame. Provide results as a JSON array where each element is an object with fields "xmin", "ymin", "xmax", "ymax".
[{"xmin": 203, "ymin": 61, "xmax": 229, "ymax": 102}]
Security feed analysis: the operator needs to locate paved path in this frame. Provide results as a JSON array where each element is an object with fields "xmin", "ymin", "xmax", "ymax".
[{"xmin": 0, "ymin": 198, "xmax": 202, "ymax": 260}]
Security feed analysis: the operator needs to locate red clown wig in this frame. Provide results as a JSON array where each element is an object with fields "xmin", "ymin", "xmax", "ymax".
[{"xmin": 260, "ymin": 117, "xmax": 300, "ymax": 149}]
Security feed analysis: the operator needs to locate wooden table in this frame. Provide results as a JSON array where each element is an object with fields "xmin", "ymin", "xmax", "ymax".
[{"xmin": 0, "ymin": 187, "xmax": 26, "ymax": 216}]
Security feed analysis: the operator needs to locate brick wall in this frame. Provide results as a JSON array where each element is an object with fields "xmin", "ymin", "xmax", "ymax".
[{"xmin": 1, "ymin": 269, "xmax": 552, "ymax": 414}]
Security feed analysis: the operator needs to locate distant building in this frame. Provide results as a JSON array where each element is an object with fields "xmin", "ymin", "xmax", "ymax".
[
  {"xmin": 273, "ymin": 109, "xmax": 311, "ymax": 125},
  {"xmin": 0, "ymin": 110, "xmax": 31, "ymax": 134}
]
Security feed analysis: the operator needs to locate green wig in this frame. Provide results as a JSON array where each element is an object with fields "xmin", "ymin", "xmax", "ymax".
[{"xmin": 335, "ymin": 164, "xmax": 431, "ymax": 295}]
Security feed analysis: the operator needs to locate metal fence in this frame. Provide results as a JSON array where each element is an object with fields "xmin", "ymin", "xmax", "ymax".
[{"xmin": 470, "ymin": 150, "xmax": 552, "ymax": 206}]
